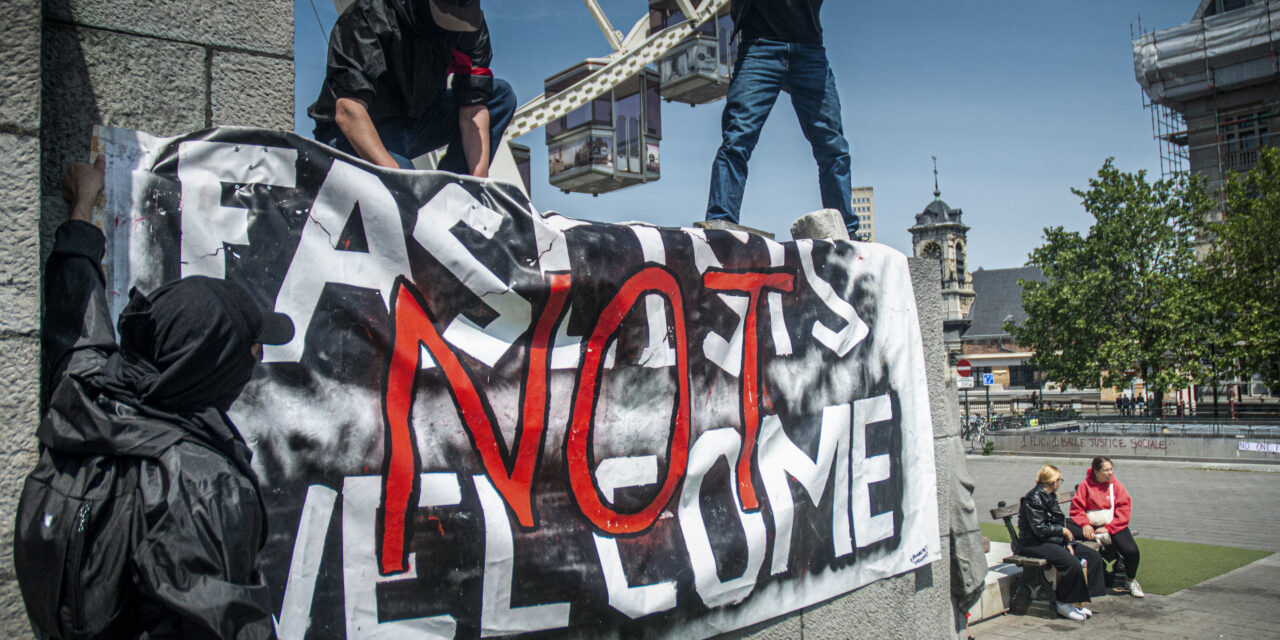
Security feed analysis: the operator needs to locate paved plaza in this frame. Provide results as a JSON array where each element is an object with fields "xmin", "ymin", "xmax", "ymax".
[{"xmin": 966, "ymin": 455, "xmax": 1280, "ymax": 638}]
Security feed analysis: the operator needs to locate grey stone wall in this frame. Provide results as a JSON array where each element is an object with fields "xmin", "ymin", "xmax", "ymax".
[
  {"xmin": 0, "ymin": 0, "xmax": 292, "ymax": 635},
  {"xmin": 723, "ymin": 258, "xmax": 966, "ymax": 640}
]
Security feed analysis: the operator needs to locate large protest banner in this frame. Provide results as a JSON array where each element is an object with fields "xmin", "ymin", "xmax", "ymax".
[{"xmin": 93, "ymin": 126, "xmax": 940, "ymax": 639}]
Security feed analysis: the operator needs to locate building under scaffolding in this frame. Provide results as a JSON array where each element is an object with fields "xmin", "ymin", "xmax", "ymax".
[{"xmin": 1133, "ymin": 0, "xmax": 1279, "ymax": 194}]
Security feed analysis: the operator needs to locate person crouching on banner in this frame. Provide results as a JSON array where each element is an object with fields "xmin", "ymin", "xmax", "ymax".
[
  {"xmin": 14, "ymin": 157, "xmax": 292, "ymax": 639},
  {"xmin": 1017, "ymin": 464, "xmax": 1105, "ymax": 622},
  {"xmin": 308, "ymin": 0, "xmax": 516, "ymax": 176},
  {"xmin": 1070, "ymin": 456, "xmax": 1143, "ymax": 598}
]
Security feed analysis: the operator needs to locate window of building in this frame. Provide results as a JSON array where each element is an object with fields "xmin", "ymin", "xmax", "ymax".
[
  {"xmin": 1204, "ymin": 0, "xmax": 1249, "ymax": 18},
  {"xmin": 1222, "ymin": 110, "xmax": 1271, "ymax": 171}
]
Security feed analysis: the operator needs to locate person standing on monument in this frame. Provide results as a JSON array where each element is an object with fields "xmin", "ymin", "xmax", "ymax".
[
  {"xmin": 704, "ymin": 0, "xmax": 857, "ymax": 237},
  {"xmin": 309, "ymin": 0, "xmax": 515, "ymax": 176}
]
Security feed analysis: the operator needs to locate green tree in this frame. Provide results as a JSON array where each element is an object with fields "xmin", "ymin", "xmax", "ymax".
[
  {"xmin": 1202, "ymin": 147, "xmax": 1280, "ymax": 391},
  {"xmin": 1009, "ymin": 159, "xmax": 1215, "ymax": 411}
]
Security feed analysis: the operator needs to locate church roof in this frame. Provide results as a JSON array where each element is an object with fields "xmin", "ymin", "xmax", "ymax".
[
  {"xmin": 962, "ymin": 266, "xmax": 1045, "ymax": 338},
  {"xmin": 913, "ymin": 197, "xmax": 966, "ymax": 227}
]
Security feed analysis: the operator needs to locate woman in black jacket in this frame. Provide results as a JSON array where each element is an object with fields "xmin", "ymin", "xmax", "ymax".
[{"xmin": 1018, "ymin": 464, "xmax": 1105, "ymax": 621}]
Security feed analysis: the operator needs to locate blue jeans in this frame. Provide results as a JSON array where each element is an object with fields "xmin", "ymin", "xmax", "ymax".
[
  {"xmin": 323, "ymin": 78, "xmax": 516, "ymax": 172},
  {"xmin": 706, "ymin": 40, "xmax": 856, "ymax": 234}
]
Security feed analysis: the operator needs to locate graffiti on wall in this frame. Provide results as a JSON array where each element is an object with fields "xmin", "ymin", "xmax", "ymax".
[
  {"xmin": 1016, "ymin": 435, "xmax": 1169, "ymax": 452},
  {"xmin": 102, "ymin": 127, "xmax": 940, "ymax": 639}
]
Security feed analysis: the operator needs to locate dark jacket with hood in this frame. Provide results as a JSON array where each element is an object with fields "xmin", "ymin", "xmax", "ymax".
[
  {"xmin": 15, "ymin": 220, "xmax": 275, "ymax": 639},
  {"xmin": 1017, "ymin": 484, "xmax": 1068, "ymax": 548},
  {"xmin": 308, "ymin": 0, "xmax": 496, "ymax": 140}
]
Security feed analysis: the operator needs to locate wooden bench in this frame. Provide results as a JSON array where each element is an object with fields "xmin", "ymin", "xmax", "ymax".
[{"xmin": 990, "ymin": 490, "xmax": 1100, "ymax": 617}]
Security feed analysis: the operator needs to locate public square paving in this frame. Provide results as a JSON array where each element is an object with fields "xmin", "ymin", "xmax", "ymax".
[{"xmin": 966, "ymin": 455, "xmax": 1280, "ymax": 638}]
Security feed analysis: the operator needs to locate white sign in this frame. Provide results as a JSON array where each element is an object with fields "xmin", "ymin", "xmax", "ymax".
[
  {"xmin": 957, "ymin": 376, "xmax": 974, "ymax": 389},
  {"xmin": 1239, "ymin": 441, "xmax": 1280, "ymax": 453}
]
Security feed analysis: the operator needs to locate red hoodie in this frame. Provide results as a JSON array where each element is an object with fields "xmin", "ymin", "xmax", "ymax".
[{"xmin": 1070, "ymin": 469, "xmax": 1132, "ymax": 534}]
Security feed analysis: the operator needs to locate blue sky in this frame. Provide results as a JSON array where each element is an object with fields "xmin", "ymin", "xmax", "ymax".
[{"xmin": 294, "ymin": 1, "xmax": 1195, "ymax": 269}]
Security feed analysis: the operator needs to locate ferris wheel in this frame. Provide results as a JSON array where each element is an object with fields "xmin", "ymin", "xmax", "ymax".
[
  {"xmin": 532, "ymin": 0, "xmax": 734, "ymax": 195},
  {"xmin": 331, "ymin": 0, "xmax": 735, "ymax": 195}
]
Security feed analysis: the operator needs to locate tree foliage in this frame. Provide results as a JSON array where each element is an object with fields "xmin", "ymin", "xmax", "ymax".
[
  {"xmin": 1200, "ymin": 147, "xmax": 1280, "ymax": 390},
  {"xmin": 1008, "ymin": 159, "xmax": 1215, "ymax": 401}
]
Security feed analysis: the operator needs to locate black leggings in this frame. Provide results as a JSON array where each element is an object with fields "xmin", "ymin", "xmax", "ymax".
[
  {"xmin": 1021, "ymin": 540, "xmax": 1105, "ymax": 603},
  {"xmin": 1067, "ymin": 522, "xmax": 1140, "ymax": 579}
]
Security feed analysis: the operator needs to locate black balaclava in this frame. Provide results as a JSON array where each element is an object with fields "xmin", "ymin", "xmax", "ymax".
[{"xmin": 107, "ymin": 276, "xmax": 264, "ymax": 414}]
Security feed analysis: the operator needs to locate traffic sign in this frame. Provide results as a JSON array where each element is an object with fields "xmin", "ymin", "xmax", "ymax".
[
  {"xmin": 982, "ymin": 373, "xmax": 995, "ymax": 386},
  {"xmin": 956, "ymin": 359, "xmax": 972, "ymax": 377},
  {"xmin": 957, "ymin": 376, "xmax": 974, "ymax": 389}
]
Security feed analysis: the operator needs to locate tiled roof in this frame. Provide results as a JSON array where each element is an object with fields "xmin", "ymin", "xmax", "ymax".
[{"xmin": 962, "ymin": 266, "xmax": 1045, "ymax": 338}]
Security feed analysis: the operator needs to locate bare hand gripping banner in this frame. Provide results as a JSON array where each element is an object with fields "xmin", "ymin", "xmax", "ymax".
[{"xmin": 95, "ymin": 126, "xmax": 940, "ymax": 639}]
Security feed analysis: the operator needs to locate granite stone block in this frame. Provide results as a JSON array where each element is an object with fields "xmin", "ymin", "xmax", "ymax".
[
  {"xmin": 212, "ymin": 52, "xmax": 294, "ymax": 131},
  {"xmin": 0, "ymin": 134, "xmax": 42, "ymax": 337},
  {"xmin": 0, "ymin": 337, "xmax": 41, "ymax": 453},
  {"xmin": 0, "ymin": 578, "xmax": 35, "ymax": 639},
  {"xmin": 0, "ymin": 0, "xmax": 42, "ymax": 131},
  {"xmin": 721, "ymin": 609, "xmax": 803, "ymax": 640},
  {"xmin": 41, "ymin": 24, "xmax": 206, "ymax": 197},
  {"xmin": 0, "ymin": 133, "xmax": 41, "ymax": 280},
  {"xmin": 0, "ymin": 336, "xmax": 40, "ymax": 586},
  {"xmin": 39, "ymin": 195, "xmax": 68, "ymax": 266},
  {"xmin": 910, "ymin": 257, "xmax": 957, "ymax": 439},
  {"xmin": 44, "ymin": 0, "xmax": 293, "ymax": 56},
  {"xmin": 789, "ymin": 208, "xmax": 849, "ymax": 241}
]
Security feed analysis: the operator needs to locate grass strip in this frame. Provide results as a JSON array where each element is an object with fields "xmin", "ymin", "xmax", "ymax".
[{"xmin": 978, "ymin": 522, "xmax": 1271, "ymax": 595}]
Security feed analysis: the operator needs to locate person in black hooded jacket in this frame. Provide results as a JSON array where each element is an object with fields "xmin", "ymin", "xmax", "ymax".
[{"xmin": 15, "ymin": 157, "xmax": 291, "ymax": 639}]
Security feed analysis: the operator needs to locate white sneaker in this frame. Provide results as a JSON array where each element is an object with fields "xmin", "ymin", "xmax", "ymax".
[
  {"xmin": 1056, "ymin": 602, "xmax": 1087, "ymax": 621},
  {"xmin": 1129, "ymin": 580, "xmax": 1145, "ymax": 598},
  {"xmin": 1078, "ymin": 605, "xmax": 1093, "ymax": 617}
]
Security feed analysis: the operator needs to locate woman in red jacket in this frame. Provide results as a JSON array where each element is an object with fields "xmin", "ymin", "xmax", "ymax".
[{"xmin": 1070, "ymin": 456, "xmax": 1144, "ymax": 598}]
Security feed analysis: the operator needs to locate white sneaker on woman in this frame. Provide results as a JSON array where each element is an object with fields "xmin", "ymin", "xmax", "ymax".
[
  {"xmin": 1078, "ymin": 605, "xmax": 1093, "ymax": 617},
  {"xmin": 1056, "ymin": 602, "xmax": 1087, "ymax": 621},
  {"xmin": 1129, "ymin": 580, "xmax": 1145, "ymax": 598}
]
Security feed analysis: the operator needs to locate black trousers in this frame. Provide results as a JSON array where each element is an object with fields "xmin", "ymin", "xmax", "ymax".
[
  {"xmin": 1021, "ymin": 540, "xmax": 1105, "ymax": 603},
  {"xmin": 1067, "ymin": 521, "xmax": 1140, "ymax": 580}
]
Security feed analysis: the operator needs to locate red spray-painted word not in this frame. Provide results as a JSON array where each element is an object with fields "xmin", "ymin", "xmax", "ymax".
[{"xmin": 379, "ymin": 264, "xmax": 797, "ymax": 573}]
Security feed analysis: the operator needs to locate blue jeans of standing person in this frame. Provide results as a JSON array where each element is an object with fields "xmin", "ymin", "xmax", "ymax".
[
  {"xmin": 706, "ymin": 39, "xmax": 856, "ymax": 235},
  {"xmin": 322, "ymin": 78, "xmax": 516, "ymax": 172}
]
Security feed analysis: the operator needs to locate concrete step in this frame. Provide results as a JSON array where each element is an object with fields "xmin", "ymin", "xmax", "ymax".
[{"xmin": 967, "ymin": 541, "xmax": 1020, "ymax": 623}]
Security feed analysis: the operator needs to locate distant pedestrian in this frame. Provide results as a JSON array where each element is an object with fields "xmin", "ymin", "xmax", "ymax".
[{"xmin": 705, "ymin": 0, "xmax": 857, "ymax": 236}]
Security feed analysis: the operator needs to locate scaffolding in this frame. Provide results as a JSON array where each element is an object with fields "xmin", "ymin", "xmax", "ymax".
[
  {"xmin": 1133, "ymin": 0, "xmax": 1279, "ymax": 183},
  {"xmin": 1143, "ymin": 93, "xmax": 1191, "ymax": 178}
]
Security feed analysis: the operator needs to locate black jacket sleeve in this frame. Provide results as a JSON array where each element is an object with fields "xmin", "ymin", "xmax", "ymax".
[
  {"xmin": 452, "ymin": 18, "xmax": 495, "ymax": 107},
  {"xmin": 42, "ymin": 221, "xmax": 117, "ymax": 398},
  {"xmin": 324, "ymin": 5, "xmax": 387, "ymax": 107}
]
